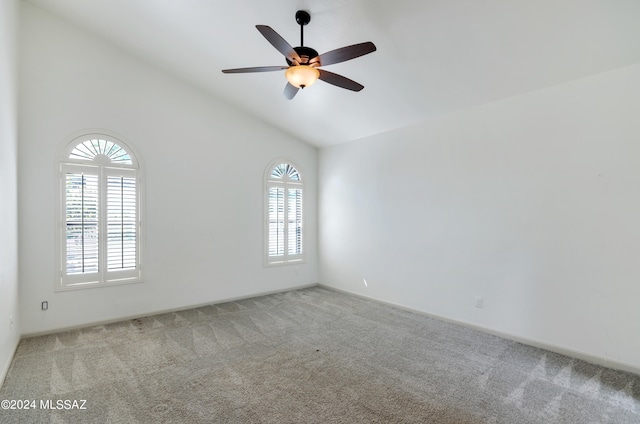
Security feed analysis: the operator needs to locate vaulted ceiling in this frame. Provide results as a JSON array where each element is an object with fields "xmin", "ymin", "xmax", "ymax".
[{"xmin": 24, "ymin": 0, "xmax": 640, "ymax": 147}]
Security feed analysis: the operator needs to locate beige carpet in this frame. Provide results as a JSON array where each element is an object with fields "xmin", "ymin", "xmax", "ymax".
[{"xmin": 1, "ymin": 287, "xmax": 639, "ymax": 423}]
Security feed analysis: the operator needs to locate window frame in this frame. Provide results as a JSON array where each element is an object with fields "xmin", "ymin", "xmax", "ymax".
[
  {"xmin": 264, "ymin": 159, "xmax": 305, "ymax": 266},
  {"xmin": 55, "ymin": 132, "xmax": 144, "ymax": 291}
]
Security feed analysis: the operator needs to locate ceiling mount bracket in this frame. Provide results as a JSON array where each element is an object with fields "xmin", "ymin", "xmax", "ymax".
[{"xmin": 295, "ymin": 10, "xmax": 311, "ymax": 26}]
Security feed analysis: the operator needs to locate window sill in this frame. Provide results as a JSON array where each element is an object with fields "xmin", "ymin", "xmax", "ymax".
[
  {"xmin": 264, "ymin": 258, "xmax": 305, "ymax": 267},
  {"xmin": 55, "ymin": 277, "xmax": 144, "ymax": 292}
]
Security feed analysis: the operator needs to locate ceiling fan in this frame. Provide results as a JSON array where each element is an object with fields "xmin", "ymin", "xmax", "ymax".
[{"xmin": 222, "ymin": 10, "xmax": 376, "ymax": 99}]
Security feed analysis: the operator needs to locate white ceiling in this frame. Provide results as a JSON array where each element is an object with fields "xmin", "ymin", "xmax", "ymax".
[{"xmin": 25, "ymin": 0, "xmax": 640, "ymax": 148}]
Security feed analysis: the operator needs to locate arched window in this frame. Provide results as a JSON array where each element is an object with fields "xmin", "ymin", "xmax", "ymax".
[
  {"xmin": 265, "ymin": 161, "xmax": 304, "ymax": 265},
  {"xmin": 57, "ymin": 133, "xmax": 143, "ymax": 289}
]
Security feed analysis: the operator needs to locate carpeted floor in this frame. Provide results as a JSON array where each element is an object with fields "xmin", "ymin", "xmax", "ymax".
[{"xmin": 1, "ymin": 287, "xmax": 639, "ymax": 423}]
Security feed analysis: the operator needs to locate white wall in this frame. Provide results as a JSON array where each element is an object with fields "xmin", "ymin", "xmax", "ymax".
[
  {"xmin": 319, "ymin": 63, "xmax": 640, "ymax": 372},
  {"xmin": 0, "ymin": 0, "xmax": 20, "ymax": 383},
  {"xmin": 18, "ymin": 3, "xmax": 317, "ymax": 334}
]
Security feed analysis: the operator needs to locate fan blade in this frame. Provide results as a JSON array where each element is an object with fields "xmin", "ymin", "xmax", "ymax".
[
  {"xmin": 318, "ymin": 42, "xmax": 376, "ymax": 66},
  {"xmin": 256, "ymin": 25, "xmax": 301, "ymax": 63},
  {"xmin": 222, "ymin": 66, "xmax": 288, "ymax": 74},
  {"xmin": 283, "ymin": 82, "xmax": 299, "ymax": 99},
  {"xmin": 318, "ymin": 69, "xmax": 364, "ymax": 92}
]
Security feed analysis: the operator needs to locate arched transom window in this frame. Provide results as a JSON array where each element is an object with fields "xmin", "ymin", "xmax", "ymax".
[
  {"xmin": 69, "ymin": 139, "xmax": 133, "ymax": 164},
  {"xmin": 57, "ymin": 134, "xmax": 143, "ymax": 290},
  {"xmin": 265, "ymin": 161, "xmax": 304, "ymax": 265}
]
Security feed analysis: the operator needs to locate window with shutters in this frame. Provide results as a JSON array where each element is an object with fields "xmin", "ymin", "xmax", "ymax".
[
  {"xmin": 56, "ymin": 134, "xmax": 143, "ymax": 290},
  {"xmin": 265, "ymin": 161, "xmax": 304, "ymax": 265}
]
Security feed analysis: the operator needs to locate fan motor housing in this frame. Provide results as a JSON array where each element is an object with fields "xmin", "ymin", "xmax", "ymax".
[{"xmin": 287, "ymin": 46, "xmax": 320, "ymax": 66}]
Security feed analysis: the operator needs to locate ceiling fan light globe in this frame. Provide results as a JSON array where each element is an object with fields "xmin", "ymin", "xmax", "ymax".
[{"xmin": 285, "ymin": 65, "xmax": 320, "ymax": 89}]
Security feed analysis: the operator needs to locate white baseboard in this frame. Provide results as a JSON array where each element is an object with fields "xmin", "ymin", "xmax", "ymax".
[
  {"xmin": 21, "ymin": 283, "xmax": 319, "ymax": 338},
  {"xmin": 318, "ymin": 284, "xmax": 640, "ymax": 377},
  {"xmin": 1, "ymin": 336, "xmax": 20, "ymax": 388},
  {"xmin": 17, "ymin": 282, "xmax": 637, "ymax": 377}
]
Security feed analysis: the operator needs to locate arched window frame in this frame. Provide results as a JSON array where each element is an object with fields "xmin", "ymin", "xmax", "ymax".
[
  {"xmin": 55, "ymin": 132, "xmax": 144, "ymax": 290},
  {"xmin": 264, "ymin": 160, "xmax": 304, "ymax": 266}
]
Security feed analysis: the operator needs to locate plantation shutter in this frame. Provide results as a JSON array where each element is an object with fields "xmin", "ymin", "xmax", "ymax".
[
  {"xmin": 265, "ymin": 162, "xmax": 303, "ymax": 265},
  {"xmin": 107, "ymin": 174, "xmax": 137, "ymax": 271},
  {"xmin": 59, "ymin": 136, "xmax": 141, "ymax": 289},
  {"xmin": 268, "ymin": 186, "xmax": 285, "ymax": 257},
  {"xmin": 65, "ymin": 171, "xmax": 99, "ymax": 275},
  {"xmin": 288, "ymin": 188, "xmax": 302, "ymax": 255},
  {"xmin": 60, "ymin": 160, "xmax": 141, "ymax": 288}
]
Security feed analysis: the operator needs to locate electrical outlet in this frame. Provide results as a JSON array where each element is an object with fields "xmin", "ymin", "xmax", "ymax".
[
  {"xmin": 475, "ymin": 297, "xmax": 484, "ymax": 309},
  {"xmin": 41, "ymin": 301, "xmax": 48, "ymax": 311}
]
